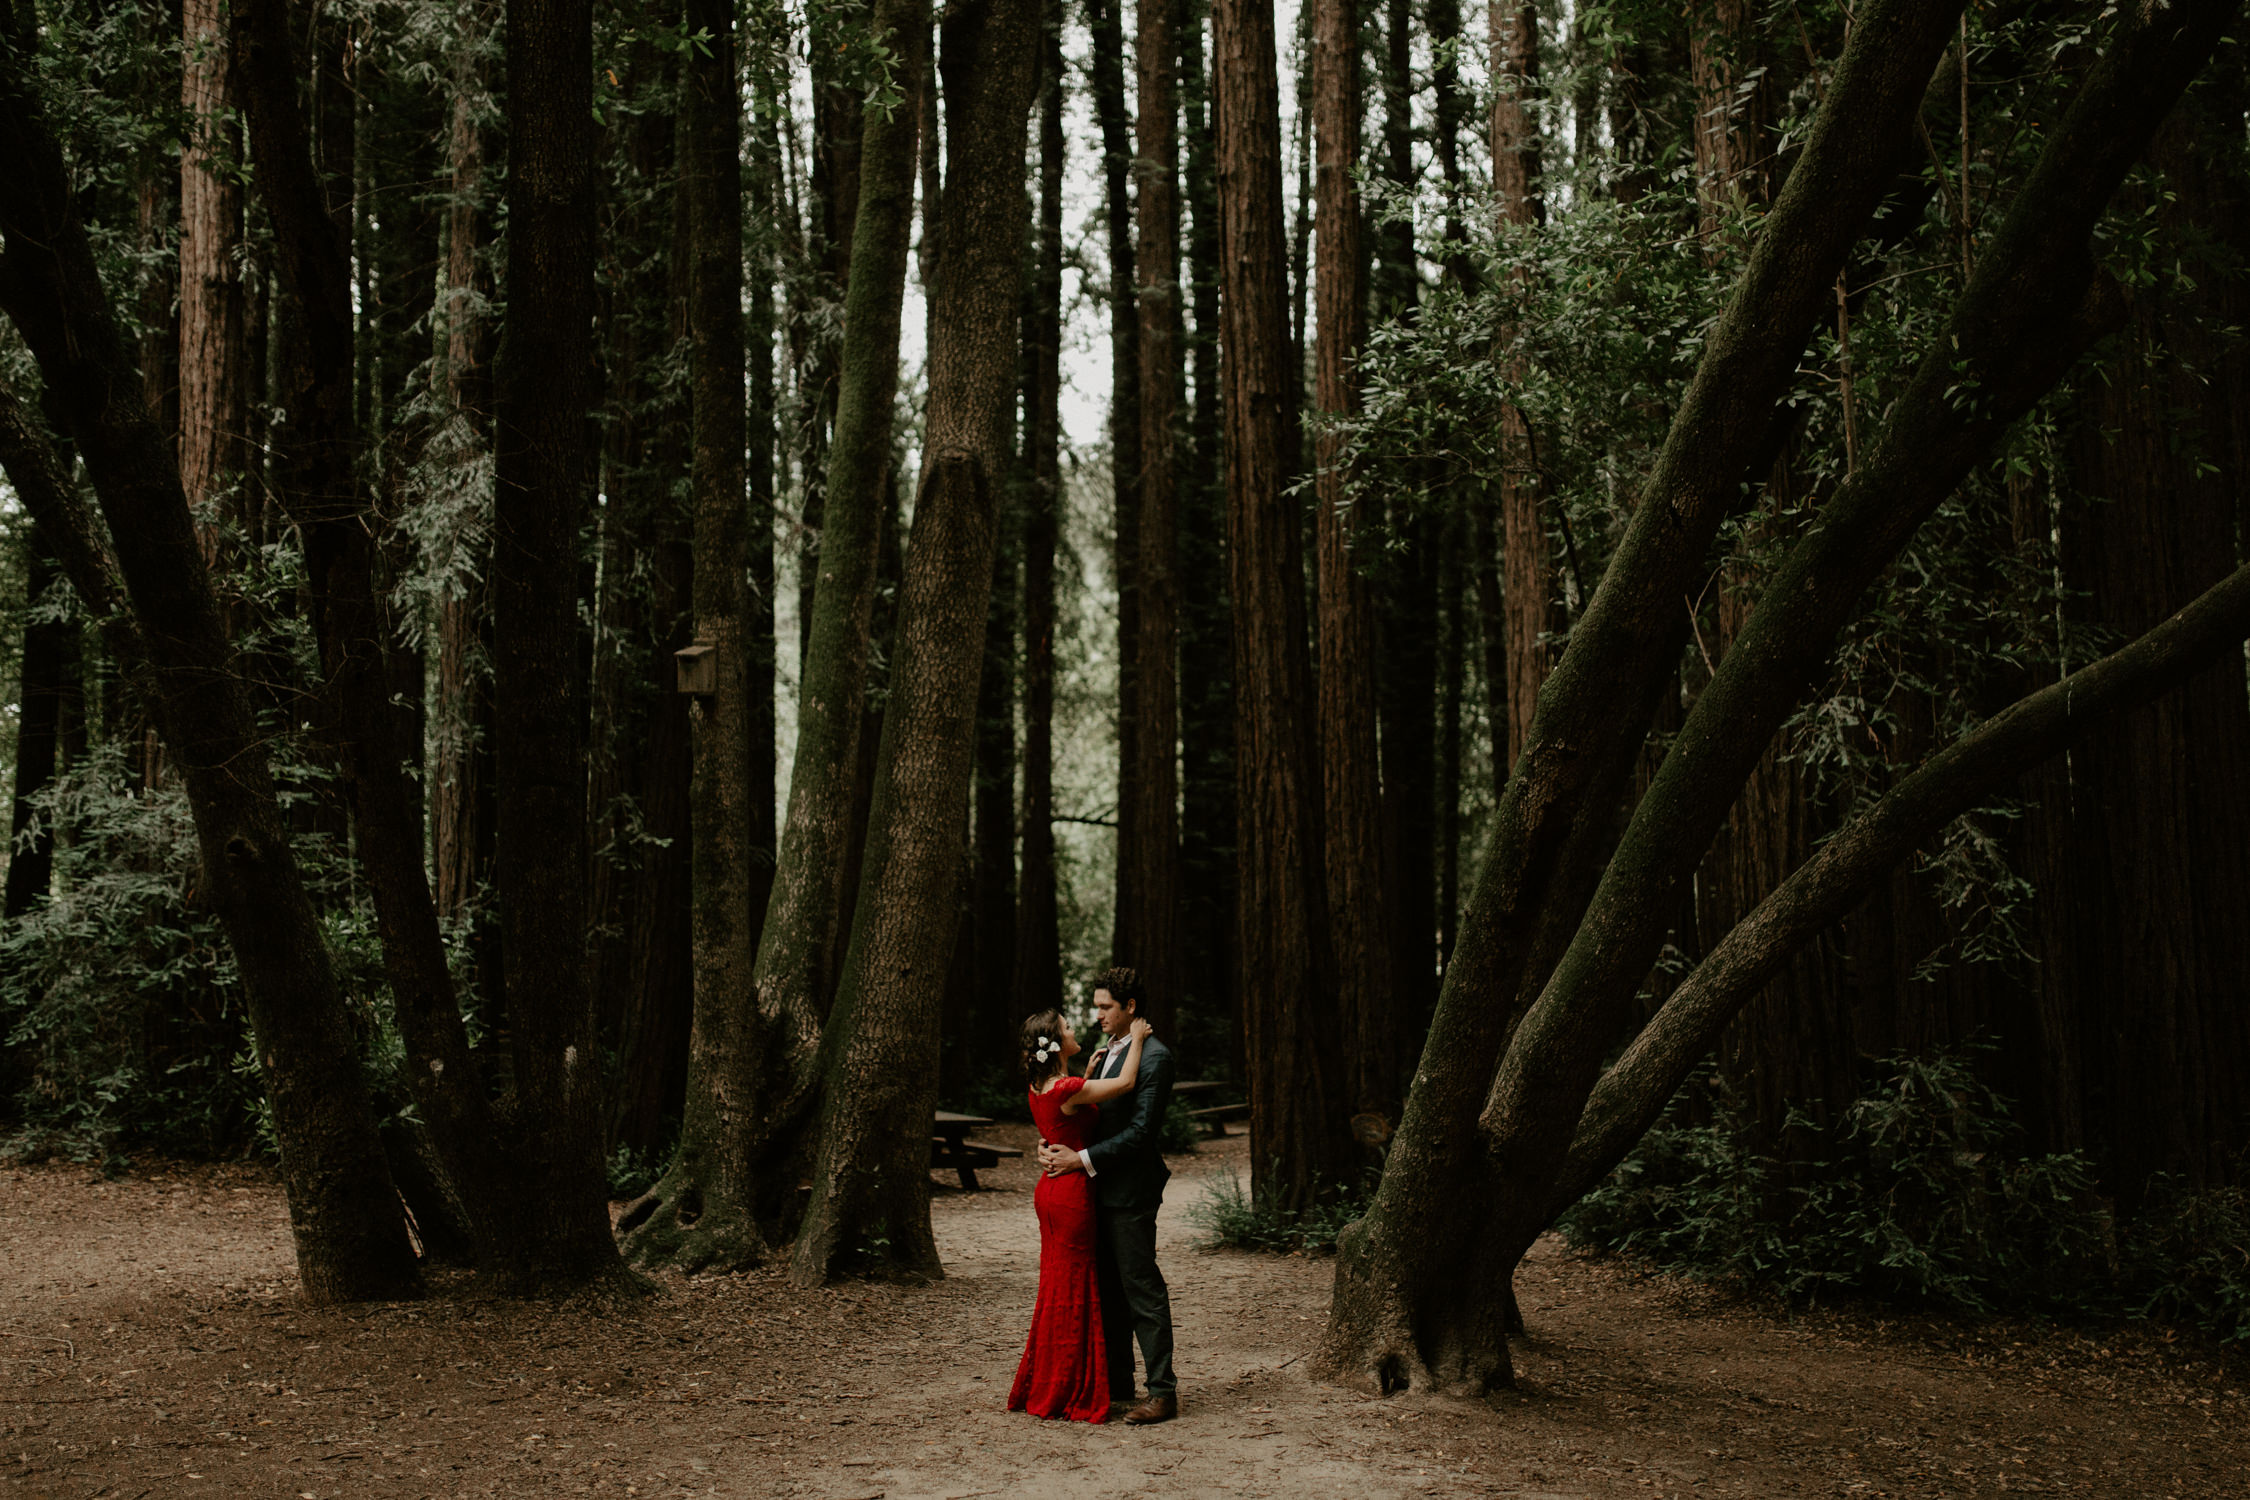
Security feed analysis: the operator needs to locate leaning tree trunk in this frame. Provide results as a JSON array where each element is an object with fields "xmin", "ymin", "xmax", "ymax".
[
  {"xmin": 491, "ymin": 0, "xmax": 632, "ymax": 1288},
  {"xmin": 1129, "ymin": 0, "xmax": 1185, "ymax": 1032},
  {"xmin": 0, "ymin": 57, "xmax": 419, "ymax": 1303},
  {"xmin": 1216, "ymin": 0, "xmax": 1352, "ymax": 1213},
  {"xmin": 621, "ymin": 0, "xmax": 929, "ymax": 1271},
  {"xmin": 1319, "ymin": 0, "xmax": 1971, "ymax": 1395},
  {"xmin": 789, "ymin": 0, "xmax": 1042, "ymax": 1285},
  {"xmin": 1474, "ymin": 0, "xmax": 2235, "ymax": 1315}
]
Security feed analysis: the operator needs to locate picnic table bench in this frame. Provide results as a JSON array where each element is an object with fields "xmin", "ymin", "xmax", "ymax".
[
  {"xmin": 932, "ymin": 1110, "xmax": 1021, "ymax": 1190},
  {"xmin": 1172, "ymin": 1079, "xmax": 1249, "ymax": 1137}
]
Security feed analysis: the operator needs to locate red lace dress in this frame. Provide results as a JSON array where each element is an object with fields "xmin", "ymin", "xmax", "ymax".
[{"xmin": 1006, "ymin": 1075, "xmax": 1109, "ymax": 1422}]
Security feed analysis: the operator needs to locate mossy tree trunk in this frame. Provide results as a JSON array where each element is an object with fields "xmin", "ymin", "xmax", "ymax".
[
  {"xmin": 622, "ymin": 0, "xmax": 928, "ymax": 1271},
  {"xmin": 789, "ymin": 0, "xmax": 1041, "ymax": 1285}
]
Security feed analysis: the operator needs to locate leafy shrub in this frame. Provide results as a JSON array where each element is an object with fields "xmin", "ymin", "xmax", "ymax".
[
  {"xmin": 0, "ymin": 748, "xmax": 258, "ymax": 1162},
  {"xmin": 1563, "ymin": 1049, "xmax": 2250, "ymax": 1346},
  {"xmin": 1189, "ymin": 1169, "xmax": 1362, "ymax": 1254}
]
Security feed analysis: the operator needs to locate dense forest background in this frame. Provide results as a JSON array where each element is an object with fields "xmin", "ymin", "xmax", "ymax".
[{"xmin": 0, "ymin": 0, "xmax": 2245, "ymax": 1387}]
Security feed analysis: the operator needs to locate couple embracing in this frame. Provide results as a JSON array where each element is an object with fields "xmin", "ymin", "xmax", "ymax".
[{"xmin": 1006, "ymin": 967, "xmax": 1179, "ymax": 1426}]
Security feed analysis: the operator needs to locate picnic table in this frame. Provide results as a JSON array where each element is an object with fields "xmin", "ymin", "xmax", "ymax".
[
  {"xmin": 931, "ymin": 1110, "xmax": 1021, "ymax": 1190},
  {"xmin": 1172, "ymin": 1079, "xmax": 1249, "ymax": 1137}
]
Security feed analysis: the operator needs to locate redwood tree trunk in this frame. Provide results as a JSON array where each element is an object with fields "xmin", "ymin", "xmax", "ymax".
[
  {"xmin": 1014, "ymin": 3, "xmax": 1066, "ymax": 1022},
  {"xmin": 1217, "ymin": 0, "xmax": 1351, "ymax": 1212},
  {"xmin": 1491, "ymin": 0, "xmax": 1551, "ymax": 772},
  {"xmin": 1310, "ymin": 0, "xmax": 1392, "ymax": 1132},
  {"xmin": 179, "ymin": 0, "xmax": 246, "ymax": 568},
  {"xmin": 1131, "ymin": 0, "xmax": 1185, "ymax": 1029},
  {"xmin": 491, "ymin": 0, "xmax": 628, "ymax": 1286},
  {"xmin": 790, "ymin": 0, "xmax": 1041, "ymax": 1285},
  {"xmin": 1089, "ymin": 0, "xmax": 1143, "ymax": 966}
]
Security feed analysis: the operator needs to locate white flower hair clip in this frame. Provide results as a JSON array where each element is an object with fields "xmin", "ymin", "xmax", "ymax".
[{"xmin": 1033, "ymin": 1034, "xmax": 1057, "ymax": 1064}]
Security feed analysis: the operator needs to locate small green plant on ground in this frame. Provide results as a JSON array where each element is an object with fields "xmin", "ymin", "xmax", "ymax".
[{"xmin": 1189, "ymin": 1168, "xmax": 1363, "ymax": 1254}]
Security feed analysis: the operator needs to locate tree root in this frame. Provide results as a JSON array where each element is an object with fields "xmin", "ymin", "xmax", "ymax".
[
  {"xmin": 616, "ymin": 1168, "xmax": 774, "ymax": 1274},
  {"xmin": 1317, "ymin": 1217, "xmax": 1514, "ymax": 1397}
]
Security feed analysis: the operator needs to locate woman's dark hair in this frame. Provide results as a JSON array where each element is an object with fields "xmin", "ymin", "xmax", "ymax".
[{"xmin": 1020, "ymin": 1008, "xmax": 1067, "ymax": 1086}]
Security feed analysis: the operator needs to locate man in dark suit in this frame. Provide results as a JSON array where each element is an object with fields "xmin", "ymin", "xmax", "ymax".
[{"xmin": 1036, "ymin": 966, "xmax": 1178, "ymax": 1424}]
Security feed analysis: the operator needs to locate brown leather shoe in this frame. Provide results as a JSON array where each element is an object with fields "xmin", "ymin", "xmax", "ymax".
[{"xmin": 1122, "ymin": 1394, "xmax": 1177, "ymax": 1425}]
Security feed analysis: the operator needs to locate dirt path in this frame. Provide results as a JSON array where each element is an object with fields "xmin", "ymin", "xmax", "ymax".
[{"xmin": 1, "ymin": 1137, "xmax": 2242, "ymax": 1499}]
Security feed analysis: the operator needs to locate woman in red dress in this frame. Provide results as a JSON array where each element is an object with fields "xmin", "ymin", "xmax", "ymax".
[{"xmin": 1006, "ymin": 1008, "xmax": 1153, "ymax": 1422}]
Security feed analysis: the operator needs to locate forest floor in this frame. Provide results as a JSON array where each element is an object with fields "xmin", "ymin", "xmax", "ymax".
[{"xmin": 1, "ymin": 1130, "xmax": 2243, "ymax": 1500}]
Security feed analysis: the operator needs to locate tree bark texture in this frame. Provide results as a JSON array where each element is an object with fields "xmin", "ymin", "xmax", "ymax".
[
  {"xmin": 1320, "ymin": 0, "xmax": 1969, "ymax": 1394},
  {"xmin": 1310, "ymin": 0, "xmax": 1392, "ymax": 1132},
  {"xmin": 1490, "ymin": 0, "xmax": 1551, "ymax": 772},
  {"xmin": 1130, "ymin": 0, "xmax": 1184, "ymax": 1030},
  {"xmin": 492, "ymin": 0, "xmax": 629, "ymax": 1286},
  {"xmin": 1177, "ymin": 0, "xmax": 1238, "ymax": 1037},
  {"xmin": 665, "ymin": 0, "xmax": 768, "ymax": 1271},
  {"xmin": 0, "ymin": 52, "xmax": 419, "ymax": 1302},
  {"xmin": 1087, "ymin": 0, "xmax": 1142, "ymax": 967},
  {"xmin": 1217, "ymin": 0, "xmax": 1351, "ymax": 1212},
  {"xmin": 622, "ymin": 0, "xmax": 928, "ymax": 1269},
  {"xmin": 179, "ymin": 0, "xmax": 246, "ymax": 568},
  {"xmin": 1014, "ymin": 0, "xmax": 1067, "ymax": 1024},
  {"xmin": 789, "ymin": 0, "xmax": 1040, "ymax": 1285}
]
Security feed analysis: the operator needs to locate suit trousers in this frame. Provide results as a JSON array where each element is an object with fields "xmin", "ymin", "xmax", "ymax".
[{"xmin": 1095, "ymin": 1204, "xmax": 1174, "ymax": 1398}]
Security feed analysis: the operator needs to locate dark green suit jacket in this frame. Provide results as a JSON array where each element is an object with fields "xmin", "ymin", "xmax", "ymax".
[{"xmin": 1085, "ymin": 1035, "xmax": 1174, "ymax": 1211}]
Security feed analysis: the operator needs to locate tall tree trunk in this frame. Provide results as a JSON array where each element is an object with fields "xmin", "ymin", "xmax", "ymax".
[
  {"xmin": 1015, "ymin": 0, "xmax": 1067, "ymax": 1022},
  {"xmin": 1088, "ymin": 0, "xmax": 1143, "ymax": 965},
  {"xmin": 0, "ymin": 71, "xmax": 420, "ymax": 1299},
  {"xmin": 432, "ymin": 20, "xmax": 496, "ymax": 931},
  {"xmin": 966, "ymin": 475, "xmax": 1018, "ymax": 1080},
  {"xmin": 1310, "ymin": 0, "xmax": 1392, "ymax": 1132},
  {"xmin": 789, "ymin": 0, "xmax": 1041, "ymax": 1284},
  {"xmin": 492, "ymin": 0, "xmax": 630, "ymax": 1286},
  {"xmin": 622, "ymin": 0, "xmax": 929, "ymax": 1270},
  {"xmin": 1177, "ymin": 0, "xmax": 1237, "ymax": 1039},
  {"xmin": 1491, "ymin": 0, "xmax": 1551, "ymax": 772},
  {"xmin": 1131, "ymin": 0, "xmax": 1185, "ymax": 1028},
  {"xmin": 179, "ymin": 0, "xmax": 245, "ymax": 568},
  {"xmin": 1218, "ymin": 0, "xmax": 1349, "ymax": 1211},
  {"xmin": 666, "ymin": 0, "xmax": 766, "ymax": 1271}
]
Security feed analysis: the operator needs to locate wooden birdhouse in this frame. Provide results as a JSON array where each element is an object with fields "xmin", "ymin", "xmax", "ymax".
[{"xmin": 674, "ymin": 641, "xmax": 717, "ymax": 697}]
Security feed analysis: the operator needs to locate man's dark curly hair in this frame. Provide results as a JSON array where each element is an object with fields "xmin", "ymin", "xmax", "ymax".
[{"xmin": 1091, "ymin": 966, "xmax": 1143, "ymax": 1014}]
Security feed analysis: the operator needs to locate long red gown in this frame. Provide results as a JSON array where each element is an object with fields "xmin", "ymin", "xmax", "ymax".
[{"xmin": 1006, "ymin": 1075, "xmax": 1110, "ymax": 1422}]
